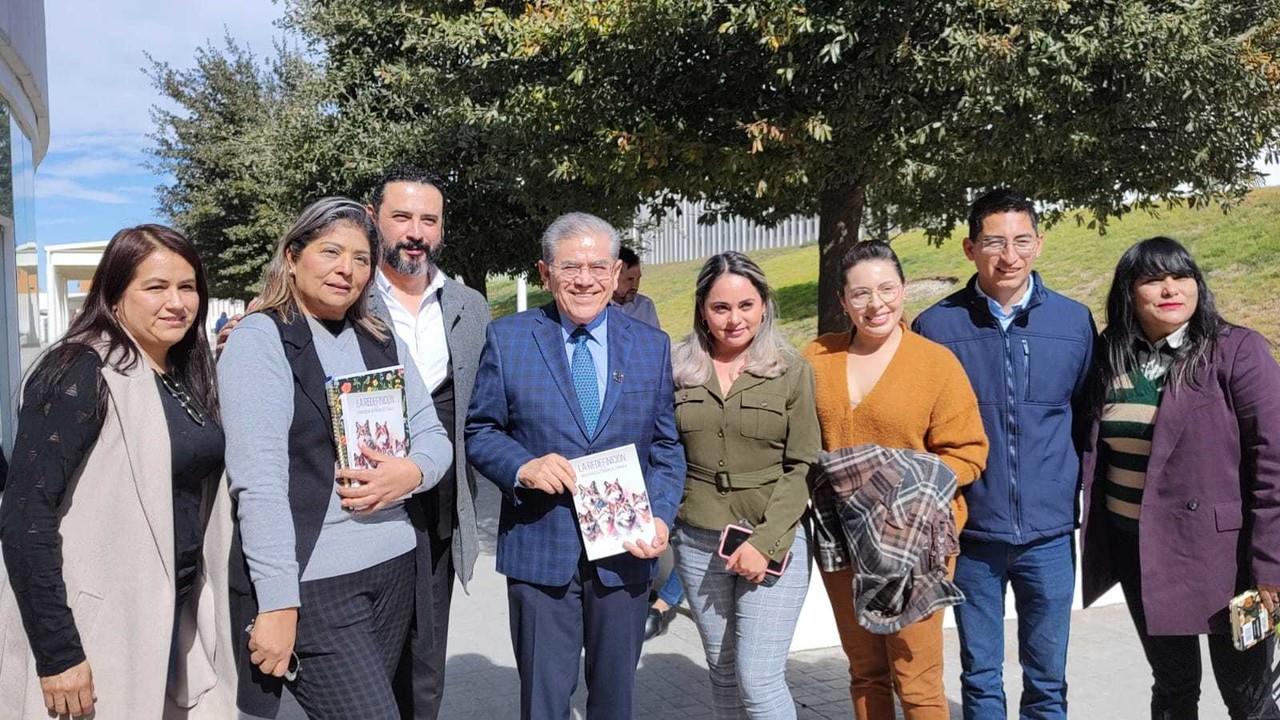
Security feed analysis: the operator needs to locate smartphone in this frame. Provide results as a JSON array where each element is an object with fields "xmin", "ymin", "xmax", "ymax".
[{"xmin": 717, "ymin": 523, "xmax": 792, "ymax": 587}]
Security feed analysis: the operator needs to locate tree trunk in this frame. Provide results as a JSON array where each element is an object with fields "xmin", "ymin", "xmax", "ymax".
[
  {"xmin": 817, "ymin": 182, "xmax": 866, "ymax": 334},
  {"xmin": 459, "ymin": 267, "xmax": 488, "ymax": 299}
]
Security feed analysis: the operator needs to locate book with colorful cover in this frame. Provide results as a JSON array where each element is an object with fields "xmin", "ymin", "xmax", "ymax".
[
  {"xmin": 570, "ymin": 444, "xmax": 656, "ymax": 560},
  {"xmin": 325, "ymin": 365, "xmax": 411, "ymax": 477},
  {"xmin": 1229, "ymin": 589, "xmax": 1280, "ymax": 651}
]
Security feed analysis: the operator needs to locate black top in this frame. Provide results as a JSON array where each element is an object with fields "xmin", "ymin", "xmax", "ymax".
[
  {"xmin": 154, "ymin": 372, "xmax": 225, "ymax": 610},
  {"xmin": 0, "ymin": 346, "xmax": 222, "ymax": 676}
]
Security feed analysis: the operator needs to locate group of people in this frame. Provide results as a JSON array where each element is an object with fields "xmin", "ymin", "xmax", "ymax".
[{"xmin": 0, "ymin": 174, "xmax": 1275, "ymax": 720}]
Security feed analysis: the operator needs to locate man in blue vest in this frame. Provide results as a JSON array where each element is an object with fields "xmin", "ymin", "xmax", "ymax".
[{"xmin": 913, "ymin": 189, "xmax": 1095, "ymax": 719}]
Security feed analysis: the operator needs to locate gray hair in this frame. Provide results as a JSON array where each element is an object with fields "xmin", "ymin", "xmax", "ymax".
[
  {"xmin": 541, "ymin": 212, "xmax": 620, "ymax": 263},
  {"xmin": 672, "ymin": 251, "xmax": 796, "ymax": 388},
  {"xmin": 255, "ymin": 196, "xmax": 388, "ymax": 340}
]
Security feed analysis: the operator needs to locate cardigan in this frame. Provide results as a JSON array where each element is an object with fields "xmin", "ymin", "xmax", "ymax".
[
  {"xmin": 673, "ymin": 356, "xmax": 821, "ymax": 562},
  {"xmin": 803, "ymin": 327, "xmax": 989, "ymax": 533}
]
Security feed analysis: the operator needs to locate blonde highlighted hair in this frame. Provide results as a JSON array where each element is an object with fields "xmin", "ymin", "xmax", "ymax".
[{"xmin": 672, "ymin": 251, "xmax": 796, "ymax": 388}]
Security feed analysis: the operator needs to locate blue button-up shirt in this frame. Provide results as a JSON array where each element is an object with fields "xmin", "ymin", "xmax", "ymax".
[
  {"xmin": 559, "ymin": 307, "xmax": 609, "ymax": 402},
  {"xmin": 976, "ymin": 275, "xmax": 1036, "ymax": 330}
]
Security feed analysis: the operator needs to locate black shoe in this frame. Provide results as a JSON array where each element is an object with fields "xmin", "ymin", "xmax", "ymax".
[{"xmin": 643, "ymin": 606, "xmax": 675, "ymax": 641}]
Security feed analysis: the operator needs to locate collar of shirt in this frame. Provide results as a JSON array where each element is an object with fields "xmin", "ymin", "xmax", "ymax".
[
  {"xmin": 559, "ymin": 306, "xmax": 609, "ymax": 401},
  {"xmin": 373, "ymin": 266, "xmax": 451, "ymax": 392},
  {"xmin": 1136, "ymin": 321, "xmax": 1189, "ymax": 382},
  {"xmin": 374, "ymin": 266, "xmax": 446, "ymax": 312},
  {"xmin": 975, "ymin": 274, "xmax": 1036, "ymax": 330}
]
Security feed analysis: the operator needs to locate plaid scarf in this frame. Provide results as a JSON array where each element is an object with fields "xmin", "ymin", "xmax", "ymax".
[{"xmin": 809, "ymin": 444, "xmax": 965, "ymax": 634}]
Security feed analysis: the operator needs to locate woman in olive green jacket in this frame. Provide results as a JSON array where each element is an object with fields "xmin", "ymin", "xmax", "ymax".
[{"xmin": 670, "ymin": 251, "xmax": 821, "ymax": 719}]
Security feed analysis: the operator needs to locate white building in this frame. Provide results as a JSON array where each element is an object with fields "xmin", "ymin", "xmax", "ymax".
[{"xmin": 0, "ymin": 0, "xmax": 48, "ymax": 448}]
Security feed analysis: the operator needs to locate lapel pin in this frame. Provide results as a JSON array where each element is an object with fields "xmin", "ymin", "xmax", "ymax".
[{"xmin": 613, "ymin": 371, "xmax": 624, "ymax": 383}]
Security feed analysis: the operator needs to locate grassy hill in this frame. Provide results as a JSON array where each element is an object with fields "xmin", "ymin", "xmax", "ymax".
[{"xmin": 489, "ymin": 187, "xmax": 1280, "ymax": 353}]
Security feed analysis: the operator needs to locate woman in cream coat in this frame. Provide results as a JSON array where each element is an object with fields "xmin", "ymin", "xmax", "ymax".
[{"xmin": 0, "ymin": 225, "xmax": 235, "ymax": 718}]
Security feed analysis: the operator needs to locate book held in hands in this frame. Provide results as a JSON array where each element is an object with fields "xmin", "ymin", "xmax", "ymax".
[
  {"xmin": 570, "ymin": 444, "xmax": 656, "ymax": 560},
  {"xmin": 326, "ymin": 365, "xmax": 411, "ymax": 482}
]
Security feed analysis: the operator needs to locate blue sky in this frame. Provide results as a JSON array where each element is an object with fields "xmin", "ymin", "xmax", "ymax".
[
  {"xmin": 34, "ymin": 1, "xmax": 1280, "ymax": 253},
  {"xmin": 36, "ymin": 0, "xmax": 285, "ymax": 246}
]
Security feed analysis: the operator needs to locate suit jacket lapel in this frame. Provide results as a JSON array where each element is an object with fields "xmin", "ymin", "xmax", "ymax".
[
  {"xmin": 532, "ymin": 304, "xmax": 591, "ymax": 439},
  {"xmin": 366, "ymin": 285, "xmax": 392, "ymax": 325},
  {"xmin": 439, "ymin": 277, "xmax": 464, "ymax": 336},
  {"xmin": 1146, "ymin": 367, "xmax": 1214, "ymax": 485},
  {"xmin": 103, "ymin": 363, "xmax": 175, "ymax": 585},
  {"xmin": 595, "ymin": 308, "xmax": 630, "ymax": 433}
]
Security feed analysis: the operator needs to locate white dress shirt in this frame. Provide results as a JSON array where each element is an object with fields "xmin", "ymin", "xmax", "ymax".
[{"xmin": 374, "ymin": 268, "xmax": 451, "ymax": 392}]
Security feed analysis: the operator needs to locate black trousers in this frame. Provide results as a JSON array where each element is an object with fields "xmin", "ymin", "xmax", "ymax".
[
  {"xmin": 1113, "ymin": 526, "xmax": 1280, "ymax": 720},
  {"xmin": 507, "ymin": 561, "xmax": 649, "ymax": 720},
  {"xmin": 289, "ymin": 551, "xmax": 416, "ymax": 719},
  {"xmin": 394, "ymin": 532, "xmax": 456, "ymax": 720}
]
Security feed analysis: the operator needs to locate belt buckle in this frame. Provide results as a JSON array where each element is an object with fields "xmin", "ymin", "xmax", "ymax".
[{"xmin": 715, "ymin": 470, "xmax": 731, "ymax": 494}]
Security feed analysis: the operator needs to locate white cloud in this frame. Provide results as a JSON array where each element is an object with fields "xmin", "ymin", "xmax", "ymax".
[
  {"xmin": 34, "ymin": 177, "xmax": 132, "ymax": 205},
  {"xmin": 37, "ymin": 2, "xmax": 287, "ymax": 208},
  {"xmin": 39, "ymin": 154, "xmax": 145, "ymax": 179}
]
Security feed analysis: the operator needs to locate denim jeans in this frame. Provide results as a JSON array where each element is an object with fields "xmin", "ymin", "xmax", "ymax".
[
  {"xmin": 673, "ymin": 524, "xmax": 810, "ymax": 719},
  {"xmin": 656, "ymin": 556, "xmax": 687, "ymax": 607},
  {"xmin": 953, "ymin": 533, "xmax": 1075, "ymax": 720}
]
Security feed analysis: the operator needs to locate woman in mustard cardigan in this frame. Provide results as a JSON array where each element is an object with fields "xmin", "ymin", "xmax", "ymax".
[{"xmin": 803, "ymin": 241, "xmax": 988, "ymax": 720}]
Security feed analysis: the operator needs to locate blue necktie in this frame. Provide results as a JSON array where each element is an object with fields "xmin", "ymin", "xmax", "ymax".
[{"xmin": 570, "ymin": 328, "xmax": 600, "ymax": 436}]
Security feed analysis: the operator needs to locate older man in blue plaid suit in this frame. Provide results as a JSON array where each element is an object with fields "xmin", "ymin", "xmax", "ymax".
[{"xmin": 465, "ymin": 212, "xmax": 685, "ymax": 720}]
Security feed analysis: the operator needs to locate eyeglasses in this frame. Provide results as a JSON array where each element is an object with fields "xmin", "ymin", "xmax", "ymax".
[
  {"xmin": 843, "ymin": 283, "xmax": 903, "ymax": 309},
  {"xmin": 157, "ymin": 371, "xmax": 206, "ymax": 427},
  {"xmin": 975, "ymin": 236, "xmax": 1039, "ymax": 257},
  {"xmin": 552, "ymin": 261, "xmax": 614, "ymax": 280}
]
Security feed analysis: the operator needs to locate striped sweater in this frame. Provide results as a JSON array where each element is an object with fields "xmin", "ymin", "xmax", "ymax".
[{"xmin": 1099, "ymin": 368, "xmax": 1166, "ymax": 533}]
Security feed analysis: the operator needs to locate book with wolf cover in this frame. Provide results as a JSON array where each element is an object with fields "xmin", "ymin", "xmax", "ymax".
[
  {"xmin": 325, "ymin": 365, "xmax": 411, "ymax": 478},
  {"xmin": 1229, "ymin": 589, "xmax": 1280, "ymax": 651},
  {"xmin": 570, "ymin": 444, "xmax": 656, "ymax": 561}
]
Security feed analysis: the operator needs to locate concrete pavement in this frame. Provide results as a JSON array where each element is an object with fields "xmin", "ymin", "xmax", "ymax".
[{"xmin": 443, "ymin": 478, "xmax": 1232, "ymax": 719}]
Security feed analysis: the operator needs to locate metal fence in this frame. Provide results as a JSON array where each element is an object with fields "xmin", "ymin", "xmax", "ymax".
[{"xmin": 630, "ymin": 199, "xmax": 818, "ymax": 265}]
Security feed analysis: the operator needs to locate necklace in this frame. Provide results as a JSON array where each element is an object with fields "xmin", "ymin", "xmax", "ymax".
[{"xmin": 156, "ymin": 371, "xmax": 206, "ymax": 426}]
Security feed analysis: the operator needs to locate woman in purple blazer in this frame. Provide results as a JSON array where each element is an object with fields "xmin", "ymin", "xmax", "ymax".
[{"xmin": 1080, "ymin": 237, "xmax": 1280, "ymax": 719}]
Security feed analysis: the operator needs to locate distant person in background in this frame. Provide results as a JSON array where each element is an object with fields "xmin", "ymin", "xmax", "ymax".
[
  {"xmin": 613, "ymin": 246, "xmax": 681, "ymax": 639},
  {"xmin": 671, "ymin": 251, "xmax": 820, "ymax": 718},
  {"xmin": 0, "ymin": 224, "xmax": 235, "ymax": 718},
  {"xmin": 613, "ymin": 246, "xmax": 661, "ymax": 328},
  {"xmin": 913, "ymin": 189, "xmax": 1094, "ymax": 720},
  {"xmin": 1080, "ymin": 237, "xmax": 1280, "ymax": 719},
  {"xmin": 214, "ymin": 311, "xmax": 230, "ymax": 335},
  {"xmin": 806, "ymin": 241, "xmax": 987, "ymax": 720}
]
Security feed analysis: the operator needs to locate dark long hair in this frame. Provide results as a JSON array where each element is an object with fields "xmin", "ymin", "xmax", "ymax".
[
  {"xmin": 1087, "ymin": 236, "xmax": 1228, "ymax": 418},
  {"xmin": 26, "ymin": 225, "xmax": 219, "ymax": 422}
]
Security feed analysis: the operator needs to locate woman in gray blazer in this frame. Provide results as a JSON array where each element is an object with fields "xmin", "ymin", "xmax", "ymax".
[{"xmin": 0, "ymin": 225, "xmax": 235, "ymax": 718}]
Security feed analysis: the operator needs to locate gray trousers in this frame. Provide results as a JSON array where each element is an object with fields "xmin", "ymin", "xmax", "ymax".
[{"xmin": 673, "ymin": 524, "xmax": 810, "ymax": 720}]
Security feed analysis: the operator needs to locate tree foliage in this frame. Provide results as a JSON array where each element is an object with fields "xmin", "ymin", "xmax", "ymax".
[
  {"xmin": 152, "ymin": 1, "xmax": 1280, "ymax": 324},
  {"xmin": 414, "ymin": 0, "xmax": 1280, "ymax": 329}
]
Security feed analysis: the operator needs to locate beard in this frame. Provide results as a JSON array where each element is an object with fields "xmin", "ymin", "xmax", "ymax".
[{"xmin": 383, "ymin": 240, "xmax": 445, "ymax": 276}]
